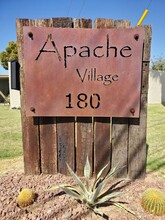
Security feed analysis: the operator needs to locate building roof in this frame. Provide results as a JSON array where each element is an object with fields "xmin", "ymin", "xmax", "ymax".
[{"xmin": 0, "ymin": 75, "xmax": 9, "ymax": 79}]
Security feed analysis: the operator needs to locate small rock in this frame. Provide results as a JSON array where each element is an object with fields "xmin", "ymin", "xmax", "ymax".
[
  {"xmin": 47, "ymin": 208, "xmax": 52, "ymax": 215},
  {"xmin": 62, "ymin": 208, "xmax": 72, "ymax": 219}
]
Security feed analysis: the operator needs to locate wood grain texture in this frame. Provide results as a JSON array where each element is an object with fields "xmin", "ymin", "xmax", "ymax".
[
  {"xmin": 111, "ymin": 118, "xmax": 128, "ymax": 178},
  {"xmin": 52, "ymin": 18, "xmax": 75, "ymax": 175},
  {"xmin": 35, "ymin": 18, "xmax": 75, "ymax": 174},
  {"xmin": 94, "ymin": 118, "xmax": 111, "ymax": 177},
  {"xmin": 128, "ymin": 94, "xmax": 148, "ymax": 179},
  {"xmin": 93, "ymin": 19, "xmax": 113, "ymax": 177},
  {"xmin": 74, "ymin": 18, "xmax": 92, "ymax": 28},
  {"xmin": 99, "ymin": 19, "xmax": 130, "ymax": 178},
  {"xmin": 16, "ymin": 19, "xmax": 41, "ymax": 174},
  {"xmin": 33, "ymin": 19, "xmax": 57, "ymax": 174},
  {"xmin": 94, "ymin": 18, "xmax": 114, "ymax": 29},
  {"xmin": 56, "ymin": 117, "xmax": 75, "ymax": 175},
  {"xmin": 113, "ymin": 20, "xmax": 131, "ymax": 28},
  {"xmin": 128, "ymin": 26, "xmax": 152, "ymax": 179},
  {"xmin": 76, "ymin": 117, "xmax": 93, "ymax": 176},
  {"xmin": 17, "ymin": 17, "xmax": 151, "ymax": 179},
  {"xmin": 74, "ymin": 18, "xmax": 93, "ymax": 176},
  {"xmin": 39, "ymin": 117, "xmax": 57, "ymax": 174}
]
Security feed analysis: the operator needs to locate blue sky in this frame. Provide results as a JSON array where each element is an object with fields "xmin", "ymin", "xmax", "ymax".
[{"xmin": 0, "ymin": 0, "xmax": 165, "ymax": 74}]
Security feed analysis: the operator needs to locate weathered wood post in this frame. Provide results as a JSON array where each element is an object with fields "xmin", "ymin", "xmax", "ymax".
[
  {"xmin": 16, "ymin": 18, "xmax": 151, "ymax": 179},
  {"xmin": 128, "ymin": 25, "xmax": 152, "ymax": 179}
]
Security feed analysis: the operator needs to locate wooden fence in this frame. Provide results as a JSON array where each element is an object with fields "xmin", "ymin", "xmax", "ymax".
[{"xmin": 16, "ymin": 18, "xmax": 152, "ymax": 179}]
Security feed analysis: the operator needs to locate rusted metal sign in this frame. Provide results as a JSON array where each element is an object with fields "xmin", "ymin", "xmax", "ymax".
[{"xmin": 23, "ymin": 27, "xmax": 144, "ymax": 117}]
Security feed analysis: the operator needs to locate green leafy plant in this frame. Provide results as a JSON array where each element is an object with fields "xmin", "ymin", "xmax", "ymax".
[
  {"xmin": 151, "ymin": 56, "xmax": 165, "ymax": 71},
  {"xmin": 0, "ymin": 41, "xmax": 18, "ymax": 70},
  {"xmin": 48, "ymin": 158, "xmax": 135, "ymax": 217},
  {"xmin": 141, "ymin": 188, "xmax": 165, "ymax": 216}
]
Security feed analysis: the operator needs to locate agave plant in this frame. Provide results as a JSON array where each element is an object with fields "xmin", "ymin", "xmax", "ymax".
[{"xmin": 48, "ymin": 157, "xmax": 135, "ymax": 217}]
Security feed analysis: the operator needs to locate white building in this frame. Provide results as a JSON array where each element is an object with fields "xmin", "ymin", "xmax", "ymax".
[
  {"xmin": 8, "ymin": 60, "xmax": 20, "ymax": 109},
  {"xmin": 148, "ymin": 70, "xmax": 165, "ymax": 104}
]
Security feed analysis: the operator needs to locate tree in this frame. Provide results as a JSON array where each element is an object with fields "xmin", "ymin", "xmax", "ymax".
[
  {"xmin": 151, "ymin": 56, "xmax": 165, "ymax": 71},
  {"xmin": 0, "ymin": 41, "xmax": 18, "ymax": 70}
]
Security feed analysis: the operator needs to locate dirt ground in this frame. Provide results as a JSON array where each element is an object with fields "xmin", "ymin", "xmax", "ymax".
[{"xmin": 0, "ymin": 159, "xmax": 165, "ymax": 220}]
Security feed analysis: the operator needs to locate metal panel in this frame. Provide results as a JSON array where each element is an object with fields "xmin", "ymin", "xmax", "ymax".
[{"xmin": 23, "ymin": 27, "xmax": 144, "ymax": 117}]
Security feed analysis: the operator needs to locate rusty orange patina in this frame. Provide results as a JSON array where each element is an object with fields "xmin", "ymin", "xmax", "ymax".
[{"xmin": 23, "ymin": 27, "xmax": 144, "ymax": 117}]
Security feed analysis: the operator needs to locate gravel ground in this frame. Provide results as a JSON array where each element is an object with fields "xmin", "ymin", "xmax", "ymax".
[{"xmin": 0, "ymin": 171, "xmax": 165, "ymax": 220}]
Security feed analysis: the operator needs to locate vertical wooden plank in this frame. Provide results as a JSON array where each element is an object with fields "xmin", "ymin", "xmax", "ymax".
[
  {"xmin": 16, "ymin": 19, "xmax": 41, "ymax": 174},
  {"xmin": 111, "ymin": 118, "xmax": 129, "ymax": 177},
  {"xmin": 74, "ymin": 18, "xmax": 93, "ymax": 176},
  {"xmin": 128, "ymin": 26, "xmax": 152, "ymax": 179},
  {"xmin": 51, "ymin": 17, "xmax": 73, "ymax": 28},
  {"xmin": 128, "ymin": 95, "xmax": 147, "ymax": 179},
  {"xmin": 113, "ymin": 20, "xmax": 131, "ymax": 28},
  {"xmin": 74, "ymin": 18, "xmax": 92, "ymax": 28},
  {"xmin": 57, "ymin": 117, "xmax": 75, "ymax": 175},
  {"xmin": 94, "ymin": 18, "xmax": 114, "ymax": 28},
  {"xmin": 33, "ymin": 19, "xmax": 58, "ymax": 174},
  {"xmin": 93, "ymin": 19, "xmax": 113, "ymax": 176},
  {"xmin": 94, "ymin": 118, "xmax": 111, "ymax": 176},
  {"xmin": 51, "ymin": 18, "xmax": 75, "ymax": 175},
  {"xmin": 76, "ymin": 117, "xmax": 93, "ymax": 176},
  {"xmin": 40, "ymin": 117, "xmax": 57, "ymax": 174},
  {"xmin": 110, "ymin": 20, "xmax": 131, "ymax": 178}
]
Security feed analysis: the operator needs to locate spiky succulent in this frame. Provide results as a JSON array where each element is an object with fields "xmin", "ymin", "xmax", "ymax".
[
  {"xmin": 141, "ymin": 188, "xmax": 165, "ymax": 216},
  {"xmin": 17, "ymin": 188, "xmax": 35, "ymax": 207},
  {"xmin": 48, "ymin": 157, "xmax": 135, "ymax": 217}
]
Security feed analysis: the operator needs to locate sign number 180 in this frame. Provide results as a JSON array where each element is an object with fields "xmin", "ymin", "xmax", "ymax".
[{"xmin": 66, "ymin": 93, "xmax": 101, "ymax": 109}]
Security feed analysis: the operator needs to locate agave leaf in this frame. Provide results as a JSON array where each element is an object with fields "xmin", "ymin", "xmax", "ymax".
[
  {"xmin": 62, "ymin": 186, "xmax": 80, "ymax": 195},
  {"xmin": 92, "ymin": 163, "xmax": 109, "ymax": 192},
  {"xmin": 112, "ymin": 202, "xmax": 136, "ymax": 216},
  {"xmin": 103, "ymin": 167, "xmax": 117, "ymax": 185},
  {"xmin": 84, "ymin": 156, "xmax": 90, "ymax": 179},
  {"xmin": 91, "ymin": 181, "xmax": 105, "ymax": 203},
  {"xmin": 105, "ymin": 165, "xmax": 126, "ymax": 183},
  {"xmin": 66, "ymin": 163, "xmax": 89, "ymax": 196},
  {"xmin": 94, "ymin": 192, "xmax": 123, "ymax": 206},
  {"xmin": 98, "ymin": 167, "xmax": 117, "ymax": 190},
  {"xmin": 104, "ymin": 167, "xmax": 117, "ymax": 181},
  {"xmin": 96, "ymin": 163, "xmax": 109, "ymax": 180},
  {"xmin": 93, "ymin": 207, "xmax": 104, "ymax": 216},
  {"xmin": 61, "ymin": 187, "xmax": 82, "ymax": 200},
  {"xmin": 84, "ymin": 157, "xmax": 90, "ymax": 192},
  {"xmin": 91, "ymin": 167, "xmax": 118, "ymax": 202},
  {"xmin": 63, "ymin": 185, "xmax": 83, "ymax": 195},
  {"xmin": 46, "ymin": 184, "xmax": 73, "ymax": 192}
]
